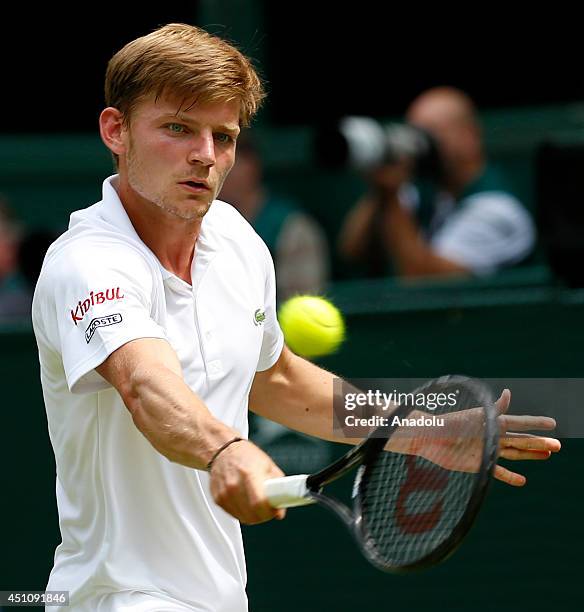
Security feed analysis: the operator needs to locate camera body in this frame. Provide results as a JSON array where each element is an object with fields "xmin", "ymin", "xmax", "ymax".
[{"xmin": 314, "ymin": 116, "xmax": 444, "ymax": 182}]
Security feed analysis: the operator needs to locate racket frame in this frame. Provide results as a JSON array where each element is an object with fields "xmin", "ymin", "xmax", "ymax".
[{"xmin": 304, "ymin": 375, "xmax": 500, "ymax": 572}]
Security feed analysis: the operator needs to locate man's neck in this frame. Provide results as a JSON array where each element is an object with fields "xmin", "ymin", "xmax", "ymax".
[
  {"xmin": 445, "ymin": 157, "xmax": 485, "ymax": 197},
  {"xmin": 117, "ymin": 180, "xmax": 203, "ymax": 285}
]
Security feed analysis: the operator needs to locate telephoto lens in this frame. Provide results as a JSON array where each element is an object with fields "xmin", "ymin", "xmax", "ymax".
[{"xmin": 314, "ymin": 116, "xmax": 444, "ymax": 182}]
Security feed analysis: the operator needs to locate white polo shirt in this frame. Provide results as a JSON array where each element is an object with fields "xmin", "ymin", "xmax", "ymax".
[{"xmin": 32, "ymin": 175, "xmax": 284, "ymax": 611}]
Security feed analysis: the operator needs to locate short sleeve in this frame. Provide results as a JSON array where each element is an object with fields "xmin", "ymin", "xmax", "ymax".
[
  {"xmin": 256, "ymin": 243, "xmax": 284, "ymax": 372},
  {"xmin": 430, "ymin": 192, "xmax": 536, "ymax": 275},
  {"xmin": 44, "ymin": 240, "xmax": 167, "ymax": 394}
]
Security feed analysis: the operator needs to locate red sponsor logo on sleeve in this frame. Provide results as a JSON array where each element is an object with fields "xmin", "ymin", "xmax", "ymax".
[{"xmin": 70, "ymin": 287, "xmax": 125, "ymax": 325}]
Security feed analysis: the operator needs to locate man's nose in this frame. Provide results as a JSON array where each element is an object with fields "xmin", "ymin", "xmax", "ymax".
[{"xmin": 188, "ymin": 132, "xmax": 216, "ymax": 166}]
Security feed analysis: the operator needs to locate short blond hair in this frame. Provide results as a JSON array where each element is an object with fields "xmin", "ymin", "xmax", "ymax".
[{"xmin": 105, "ymin": 23, "xmax": 265, "ymax": 127}]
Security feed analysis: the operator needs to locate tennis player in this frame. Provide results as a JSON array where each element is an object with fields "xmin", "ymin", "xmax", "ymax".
[{"xmin": 32, "ymin": 24, "xmax": 561, "ymax": 612}]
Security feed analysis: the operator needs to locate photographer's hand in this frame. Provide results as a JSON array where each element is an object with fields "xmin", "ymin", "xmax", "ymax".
[
  {"xmin": 340, "ymin": 155, "xmax": 467, "ymax": 276},
  {"xmin": 369, "ymin": 156, "xmax": 414, "ymax": 201}
]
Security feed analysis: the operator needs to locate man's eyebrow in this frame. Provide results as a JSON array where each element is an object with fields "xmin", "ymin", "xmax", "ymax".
[
  {"xmin": 159, "ymin": 113, "xmax": 240, "ymax": 135},
  {"xmin": 215, "ymin": 124, "xmax": 241, "ymax": 136}
]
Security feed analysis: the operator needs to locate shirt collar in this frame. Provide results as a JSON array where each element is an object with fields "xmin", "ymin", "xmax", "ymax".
[
  {"xmin": 100, "ymin": 175, "xmax": 140, "ymax": 236},
  {"xmin": 98, "ymin": 174, "xmax": 218, "ymax": 285}
]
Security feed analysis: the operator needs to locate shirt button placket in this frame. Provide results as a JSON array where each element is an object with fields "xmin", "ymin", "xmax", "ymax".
[{"xmin": 196, "ymin": 303, "xmax": 224, "ymax": 380}]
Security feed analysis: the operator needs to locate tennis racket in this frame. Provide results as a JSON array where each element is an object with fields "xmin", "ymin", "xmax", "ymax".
[{"xmin": 264, "ymin": 375, "xmax": 499, "ymax": 573}]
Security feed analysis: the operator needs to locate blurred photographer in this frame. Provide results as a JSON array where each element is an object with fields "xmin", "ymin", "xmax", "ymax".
[
  {"xmin": 338, "ymin": 87, "xmax": 535, "ymax": 278},
  {"xmin": 0, "ymin": 197, "xmax": 29, "ymax": 320}
]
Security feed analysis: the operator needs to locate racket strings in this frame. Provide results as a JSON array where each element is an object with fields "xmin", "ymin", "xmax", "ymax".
[{"xmin": 357, "ymin": 380, "xmax": 491, "ymax": 569}]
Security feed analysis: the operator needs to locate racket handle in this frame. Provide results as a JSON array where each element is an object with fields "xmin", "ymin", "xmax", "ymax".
[{"xmin": 265, "ymin": 474, "xmax": 316, "ymax": 508}]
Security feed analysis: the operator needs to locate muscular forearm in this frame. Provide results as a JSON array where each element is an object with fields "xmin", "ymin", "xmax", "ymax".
[
  {"xmin": 251, "ymin": 347, "xmax": 396, "ymax": 447},
  {"xmin": 251, "ymin": 347, "xmax": 431, "ymax": 456},
  {"xmin": 250, "ymin": 348, "xmax": 350, "ymax": 443},
  {"xmin": 95, "ymin": 341, "xmax": 285, "ymax": 525},
  {"xmin": 122, "ymin": 364, "xmax": 239, "ymax": 470},
  {"xmin": 98, "ymin": 352, "xmax": 237, "ymax": 469}
]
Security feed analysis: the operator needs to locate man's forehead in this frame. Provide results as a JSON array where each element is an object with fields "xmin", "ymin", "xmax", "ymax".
[
  {"xmin": 407, "ymin": 93, "xmax": 474, "ymax": 129},
  {"xmin": 135, "ymin": 93, "xmax": 241, "ymax": 124}
]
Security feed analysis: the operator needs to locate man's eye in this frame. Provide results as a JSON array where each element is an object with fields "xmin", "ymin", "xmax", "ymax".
[
  {"xmin": 215, "ymin": 133, "xmax": 232, "ymax": 144},
  {"xmin": 167, "ymin": 123, "xmax": 185, "ymax": 134}
]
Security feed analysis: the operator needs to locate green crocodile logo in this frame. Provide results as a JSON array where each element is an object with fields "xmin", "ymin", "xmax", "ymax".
[{"xmin": 254, "ymin": 309, "xmax": 266, "ymax": 326}]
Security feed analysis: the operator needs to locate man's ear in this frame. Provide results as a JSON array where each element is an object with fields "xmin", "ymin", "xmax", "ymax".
[{"xmin": 99, "ymin": 107, "xmax": 127, "ymax": 156}]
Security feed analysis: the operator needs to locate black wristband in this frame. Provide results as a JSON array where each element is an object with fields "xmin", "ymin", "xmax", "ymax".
[{"xmin": 207, "ymin": 437, "xmax": 244, "ymax": 472}]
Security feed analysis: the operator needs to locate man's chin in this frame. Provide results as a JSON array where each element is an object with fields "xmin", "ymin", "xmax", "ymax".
[
  {"xmin": 181, "ymin": 202, "xmax": 212, "ymax": 220},
  {"xmin": 192, "ymin": 201, "xmax": 212, "ymax": 219},
  {"xmin": 159, "ymin": 199, "xmax": 212, "ymax": 221}
]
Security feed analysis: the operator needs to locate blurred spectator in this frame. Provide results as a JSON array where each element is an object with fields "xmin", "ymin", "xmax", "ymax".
[
  {"xmin": 339, "ymin": 87, "xmax": 535, "ymax": 278},
  {"xmin": 220, "ymin": 132, "xmax": 330, "ymax": 300},
  {"xmin": 0, "ymin": 196, "xmax": 58, "ymax": 321},
  {"xmin": 0, "ymin": 197, "xmax": 30, "ymax": 320}
]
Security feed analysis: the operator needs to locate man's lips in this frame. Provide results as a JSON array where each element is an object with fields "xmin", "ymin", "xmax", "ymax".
[{"xmin": 179, "ymin": 180, "xmax": 211, "ymax": 193}]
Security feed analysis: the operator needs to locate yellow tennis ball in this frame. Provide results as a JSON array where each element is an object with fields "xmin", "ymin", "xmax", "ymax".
[{"xmin": 278, "ymin": 295, "xmax": 345, "ymax": 358}]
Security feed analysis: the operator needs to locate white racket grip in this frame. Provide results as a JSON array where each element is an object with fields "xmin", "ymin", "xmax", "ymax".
[{"xmin": 265, "ymin": 474, "xmax": 316, "ymax": 509}]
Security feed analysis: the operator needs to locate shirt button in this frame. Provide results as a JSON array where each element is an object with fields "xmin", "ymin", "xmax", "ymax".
[{"xmin": 208, "ymin": 360, "xmax": 223, "ymax": 375}]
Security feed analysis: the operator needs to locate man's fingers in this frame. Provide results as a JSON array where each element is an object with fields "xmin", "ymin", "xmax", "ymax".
[
  {"xmin": 215, "ymin": 485, "xmax": 257, "ymax": 525},
  {"xmin": 499, "ymin": 448, "xmax": 552, "ymax": 460},
  {"xmin": 264, "ymin": 466, "xmax": 288, "ymax": 521},
  {"xmin": 494, "ymin": 389, "xmax": 557, "ymax": 434},
  {"xmin": 494, "ymin": 464, "xmax": 527, "ymax": 487},
  {"xmin": 500, "ymin": 434, "xmax": 561, "ymax": 453},
  {"xmin": 499, "ymin": 415, "xmax": 557, "ymax": 433},
  {"xmin": 209, "ymin": 442, "xmax": 287, "ymax": 525},
  {"xmin": 240, "ymin": 505, "xmax": 285, "ymax": 525},
  {"xmin": 240, "ymin": 466, "xmax": 288, "ymax": 525},
  {"xmin": 495, "ymin": 388, "xmax": 511, "ymax": 415},
  {"xmin": 234, "ymin": 490, "xmax": 284, "ymax": 525}
]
